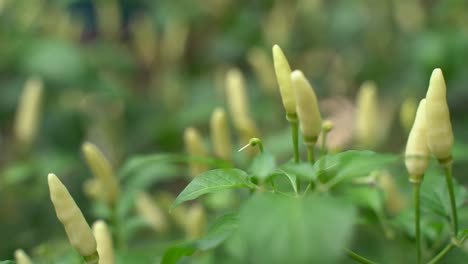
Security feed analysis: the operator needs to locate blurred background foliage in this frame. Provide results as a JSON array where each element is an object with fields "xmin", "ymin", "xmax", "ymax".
[{"xmin": 1, "ymin": 0, "xmax": 468, "ymax": 262}]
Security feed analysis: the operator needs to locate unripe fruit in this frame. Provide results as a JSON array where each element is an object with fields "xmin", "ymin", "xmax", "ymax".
[
  {"xmin": 48, "ymin": 173, "xmax": 97, "ymax": 258},
  {"xmin": 425, "ymin": 68, "xmax": 453, "ymax": 163},
  {"xmin": 92, "ymin": 220, "xmax": 114, "ymax": 264},
  {"xmin": 210, "ymin": 108, "xmax": 232, "ymax": 161},
  {"xmin": 405, "ymin": 99, "xmax": 429, "ymax": 183},
  {"xmin": 291, "ymin": 70, "xmax": 322, "ymax": 141},
  {"xmin": 184, "ymin": 127, "xmax": 209, "ymax": 177},
  {"xmin": 82, "ymin": 142, "xmax": 120, "ymax": 205},
  {"xmin": 273, "ymin": 45, "xmax": 295, "ymax": 114}
]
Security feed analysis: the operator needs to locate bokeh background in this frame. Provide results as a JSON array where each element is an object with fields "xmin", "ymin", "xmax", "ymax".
[{"xmin": 1, "ymin": 0, "xmax": 468, "ymax": 261}]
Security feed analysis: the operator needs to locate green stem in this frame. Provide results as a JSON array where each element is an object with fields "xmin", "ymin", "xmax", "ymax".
[
  {"xmin": 427, "ymin": 242, "xmax": 455, "ymax": 264},
  {"xmin": 111, "ymin": 203, "xmax": 125, "ymax": 250},
  {"xmin": 413, "ymin": 182, "xmax": 421, "ymax": 264},
  {"xmin": 306, "ymin": 144, "xmax": 315, "ymax": 164},
  {"xmin": 287, "ymin": 113, "xmax": 300, "ymax": 163},
  {"xmin": 443, "ymin": 163, "xmax": 458, "ymax": 236},
  {"xmin": 320, "ymin": 130, "xmax": 328, "ymax": 157},
  {"xmin": 427, "ymin": 234, "xmax": 467, "ymax": 264},
  {"xmin": 345, "ymin": 249, "xmax": 377, "ymax": 264}
]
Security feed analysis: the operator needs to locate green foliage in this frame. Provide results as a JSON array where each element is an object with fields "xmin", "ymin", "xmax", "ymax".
[
  {"xmin": 238, "ymin": 194, "xmax": 356, "ymax": 264},
  {"xmin": 172, "ymin": 169, "xmax": 256, "ymax": 209},
  {"xmin": 161, "ymin": 213, "xmax": 239, "ymax": 264}
]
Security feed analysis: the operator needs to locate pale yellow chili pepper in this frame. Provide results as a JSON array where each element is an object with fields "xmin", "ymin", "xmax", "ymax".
[
  {"xmin": 48, "ymin": 173, "xmax": 98, "ymax": 261},
  {"xmin": 92, "ymin": 220, "xmax": 115, "ymax": 264},
  {"xmin": 425, "ymin": 68, "xmax": 453, "ymax": 164},
  {"xmin": 355, "ymin": 81, "xmax": 379, "ymax": 149},
  {"xmin": 14, "ymin": 77, "xmax": 43, "ymax": 149},
  {"xmin": 405, "ymin": 99, "xmax": 429, "ymax": 183},
  {"xmin": 82, "ymin": 142, "xmax": 120, "ymax": 205},
  {"xmin": 184, "ymin": 127, "xmax": 209, "ymax": 177},
  {"xmin": 14, "ymin": 249, "xmax": 32, "ymax": 264},
  {"xmin": 291, "ymin": 70, "xmax": 322, "ymax": 141},
  {"xmin": 210, "ymin": 108, "xmax": 233, "ymax": 161},
  {"xmin": 273, "ymin": 45, "xmax": 295, "ymax": 114},
  {"xmin": 136, "ymin": 192, "xmax": 168, "ymax": 234}
]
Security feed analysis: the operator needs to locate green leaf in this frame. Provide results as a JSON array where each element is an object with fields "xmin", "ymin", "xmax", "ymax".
[
  {"xmin": 238, "ymin": 193, "xmax": 357, "ymax": 264},
  {"xmin": 171, "ymin": 169, "xmax": 255, "ymax": 209},
  {"xmin": 420, "ymin": 171, "xmax": 467, "ymax": 219},
  {"xmin": 279, "ymin": 162, "xmax": 315, "ymax": 180},
  {"xmin": 161, "ymin": 213, "xmax": 239, "ymax": 264},
  {"xmin": 196, "ymin": 213, "xmax": 239, "ymax": 250},
  {"xmin": 0, "ymin": 261, "xmax": 16, "ymax": 264},
  {"xmin": 341, "ymin": 186, "xmax": 383, "ymax": 213},
  {"xmin": 161, "ymin": 247, "xmax": 196, "ymax": 264},
  {"xmin": 248, "ymin": 151, "xmax": 276, "ymax": 180},
  {"xmin": 311, "ymin": 151, "xmax": 398, "ymax": 186}
]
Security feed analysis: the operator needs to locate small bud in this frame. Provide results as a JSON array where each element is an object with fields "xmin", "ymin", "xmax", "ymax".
[
  {"xmin": 399, "ymin": 97, "xmax": 418, "ymax": 133},
  {"xmin": 184, "ymin": 127, "xmax": 209, "ymax": 177},
  {"xmin": 14, "ymin": 77, "xmax": 43, "ymax": 150},
  {"xmin": 210, "ymin": 108, "xmax": 233, "ymax": 161},
  {"xmin": 82, "ymin": 142, "xmax": 120, "ymax": 205},
  {"xmin": 405, "ymin": 99, "xmax": 429, "ymax": 183},
  {"xmin": 355, "ymin": 81, "xmax": 379, "ymax": 149},
  {"xmin": 92, "ymin": 220, "xmax": 114, "ymax": 264},
  {"xmin": 291, "ymin": 70, "xmax": 322, "ymax": 141},
  {"xmin": 14, "ymin": 249, "xmax": 32, "ymax": 264},
  {"xmin": 48, "ymin": 173, "xmax": 97, "ymax": 258},
  {"xmin": 136, "ymin": 192, "xmax": 168, "ymax": 234},
  {"xmin": 273, "ymin": 45, "xmax": 295, "ymax": 114},
  {"xmin": 185, "ymin": 204, "xmax": 206, "ymax": 239},
  {"xmin": 322, "ymin": 120, "xmax": 334, "ymax": 133},
  {"xmin": 425, "ymin": 68, "xmax": 453, "ymax": 163}
]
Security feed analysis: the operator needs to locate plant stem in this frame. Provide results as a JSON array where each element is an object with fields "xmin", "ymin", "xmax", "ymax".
[
  {"xmin": 443, "ymin": 163, "xmax": 458, "ymax": 236},
  {"xmin": 413, "ymin": 182, "xmax": 421, "ymax": 264},
  {"xmin": 111, "ymin": 203, "xmax": 125, "ymax": 250},
  {"xmin": 345, "ymin": 248, "xmax": 377, "ymax": 264},
  {"xmin": 306, "ymin": 144, "xmax": 315, "ymax": 164},
  {"xmin": 287, "ymin": 113, "xmax": 300, "ymax": 163},
  {"xmin": 427, "ymin": 242, "xmax": 455, "ymax": 264},
  {"xmin": 320, "ymin": 130, "xmax": 327, "ymax": 157},
  {"xmin": 287, "ymin": 113, "xmax": 301, "ymax": 192}
]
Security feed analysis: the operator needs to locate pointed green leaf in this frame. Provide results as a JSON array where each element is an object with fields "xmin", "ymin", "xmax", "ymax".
[{"xmin": 172, "ymin": 169, "xmax": 255, "ymax": 209}]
